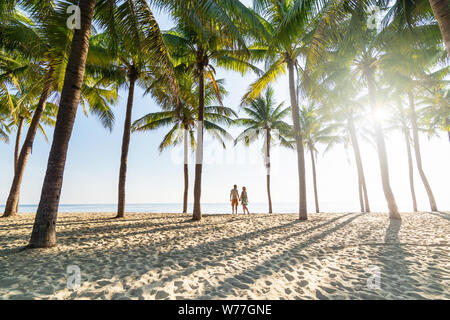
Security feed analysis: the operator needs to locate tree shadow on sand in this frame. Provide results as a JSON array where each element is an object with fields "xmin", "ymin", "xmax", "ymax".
[
  {"xmin": 426, "ymin": 211, "xmax": 450, "ymax": 222},
  {"xmin": 0, "ymin": 217, "xmax": 232, "ymax": 258},
  {"xmin": 371, "ymin": 218, "xmax": 441, "ymax": 299},
  {"xmin": 195, "ymin": 213, "xmax": 363, "ymax": 299}
]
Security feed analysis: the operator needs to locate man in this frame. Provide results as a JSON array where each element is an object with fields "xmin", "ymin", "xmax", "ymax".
[{"xmin": 230, "ymin": 185, "xmax": 239, "ymax": 215}]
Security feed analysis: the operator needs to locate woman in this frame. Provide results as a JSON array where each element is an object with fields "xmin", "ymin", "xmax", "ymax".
[{"xmin": 240, "ymin": 187, "xmax": 250, "ymax": 215}]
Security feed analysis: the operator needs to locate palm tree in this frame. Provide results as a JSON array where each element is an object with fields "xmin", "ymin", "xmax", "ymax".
[
  {"xmin": 1, "ymin": 7, "xmax": 117, "ymax": 218},
  {"xmin": 27, "ymin": 0, "xmax": 182, "ymax": 246},
  {"xmin": 387, "ymin": 98, "xmax": 418, "ymax": 212},
  {"xmin": 133, "ymin": 75, "xmax": 235, "ymax": 214},
  {"xmin": 380, "ymin": 12, "xmax": 445, "ymax": 212},
  {"xmin": 357, "ymin": 49, "xmax": 401, "ymax": 219},
  {"xmin": 307, "ymin": 2, "xmax": 398, "ymax": 217},
  {"xmin": 87, "ymin": 1, "xmax": 182, "ymax": 219},
  {"xmin": 335, "ymin": 2, "xmax": 402, "ymax": 219},
  {"xmin": 299, "ymin": 104, "xmax": 343, "ymax": 214},
  {"xmin": 29, "ymin": 0, "xmax": 97, "ymax": 247},
  {"xmin": 235, "ymin": 87, "xmax": 293, "ymax": 214},
  {"xmin": 0, "ymin": 82, "xmax": 57, "ymax": 212},
  {"xmin": 163, "ymin": 10, "xmax": 264, "ymax": 221},
  {"xmin": 346, "ymin": 110, "xmax": 371, "ymax": 213},
  {"xmin": 408, "ymin": 91, "xmax": 439, "ymax": 211},
  {"xmin": 310, "ymin": 52, "xmax": 372, "ymax": 213},
  {"xmin": 0, "ymin": 6, "xmax": 61, "ymax": 218},
  {"xmin": 242, "ymin": 0, "xmax": 341, "ymax": 220}
]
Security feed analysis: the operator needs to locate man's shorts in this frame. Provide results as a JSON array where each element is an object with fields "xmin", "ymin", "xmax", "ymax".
[{"xmin": 232, "ymin": 199, "xmax": 239, "ymax": 206}]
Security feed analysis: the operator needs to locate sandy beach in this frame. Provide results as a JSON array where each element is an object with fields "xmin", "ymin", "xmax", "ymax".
[{"xmin": 0, "ymin": 211, "xmax": 448, "ymax": 300}]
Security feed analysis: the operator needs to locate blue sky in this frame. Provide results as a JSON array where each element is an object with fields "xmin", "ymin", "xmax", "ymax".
[{"xmin": 1, "ymin": 1, "xmax": 449, "ymax": 212}]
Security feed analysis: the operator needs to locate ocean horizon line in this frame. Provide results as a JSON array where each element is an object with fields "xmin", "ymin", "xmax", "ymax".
[{"xmin": 1, "ymin": 201, "xmax": 441, "ymax": 214}]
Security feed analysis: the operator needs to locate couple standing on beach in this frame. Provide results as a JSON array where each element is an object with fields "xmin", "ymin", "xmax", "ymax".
[{"xmin": 230, "ymin": 185, "xmax": 250, "ymax": 215}]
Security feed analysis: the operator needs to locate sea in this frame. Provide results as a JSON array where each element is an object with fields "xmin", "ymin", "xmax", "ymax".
[{"xmin": 0, "ymin": 202, "xmax": 392, "ymax": 214}]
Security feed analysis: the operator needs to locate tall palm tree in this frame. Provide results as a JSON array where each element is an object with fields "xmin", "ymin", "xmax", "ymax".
[
  {"xmin": 27, "ymin": 0, "xmax": 181, "ymax": 246},
  {"xmin": 133, "ymin": 75, "xmax": 235, "ymax": 213},
  {"xmin": 0, "ymin": 82, "xmax": 57, "ymax": 211},
  {"xmin": 408, "ymin": 91, "xmax": 439, "ymax": 211},
  {"xmin": 89, "ymin": 1, "xmax": 183, "ymax": 219},
  {"xmin": 386, "ymin": 98, "xmax": 418, "ymax": 212},
  {"xmin": 1, "ymin": 7, "xmax": 117, "ymax": 217},
  {"xmin": 336, "ymin": 2, "xmax": 402, "ymax": 219},
  {"xmin": 310, "ymin": 52, "xmax": 372, "ymax": 213},
  {"xmin": 163, "ymin": 11, "xmax": 264, "ymax": 221},
  {"xmin": 29, "ymin": 0, "xmax": 97, "ymax": 247},
  {"xmin": 306, "ymin": 1, "xmax": 399, "ymax": 217},
  {"xmin": 299, "ymin": 104, "xmax": 343, "ymax": 214},
  {"xmin": 0, "ymin": 16, "xmax": 56, "ymax": 217},
  {"xmin": 380, "ymin": 13, "xmax": 445, "ymax": 212},
  {"xmin": 242, "ymin": 0, "xmax": 342, "ymax": 220},
  {"xmin": 357, "ymin": 49, "xmax": 401, "ymax": 219},
  {"xmin": 346, "ymin": 110, "xmax": 371, "ymax": 213},
  {"xmin": 235, "ymin": 87, "xmax": 293, "ymax": 214}
]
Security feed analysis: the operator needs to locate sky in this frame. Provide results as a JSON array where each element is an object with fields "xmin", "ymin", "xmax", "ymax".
[{"xmin": 0, "ymin": 1, "xmax": 449, "ymax": 212}]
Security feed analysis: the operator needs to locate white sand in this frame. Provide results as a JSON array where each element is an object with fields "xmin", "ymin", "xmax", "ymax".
[{"xmin": 0, "ymin": 211, "xmax": 448, "ymax": 300}]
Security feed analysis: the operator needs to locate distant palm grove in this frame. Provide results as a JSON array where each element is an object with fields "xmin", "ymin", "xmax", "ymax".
[{"xmin": 0, "ymin": 0, "xmax": 449, "ymax": 248}]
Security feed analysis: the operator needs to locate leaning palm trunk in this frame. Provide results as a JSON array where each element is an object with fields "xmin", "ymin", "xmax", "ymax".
[
  {"xmin": 193, "ymin": 63, "xmax": 205, "ymax": 221},
  {"xmin": 309, "ymin": 145, "xmax": 319, "ymax": 214},
  {"xmin": 429, "ymin": 0, "xmax": 450, "ymax": 57},
  {"xmin": 13, "ymin": 117, "xmax": 24, "ymax": 213},
  {"xmin": 117, "ymin": 73, "xmax": 138, "ymax": 218},
  {"xmin": 265, "ymin": 129, "xmax": 273, "ymax": 213},
  {"xmin": 367, "ymin": 75, "xmax": 400, "ymax": 219},
  {"xmin": 29, "ymin": 0, "xmax": 96, "ymax": 248},
  {"xmin": 402, "ymin": 125, "xmax": 418, "ymax": 212},
  {"xmin": 3, "ymin": 69, "xmax": 54, "ymax": 218},
  {"xmin": 373, "ymin": 120, "xmax": 400, "ymax": 219},
  {"xmin": 183, "ymin": 127, "xmax": 189, "ymax": 214},
  {"xmin": 358, "ymin": 182, "xmax": 364, "ymax": 213},
  {"xmin": 287, "ymin": 58, "xmax": 307, "ymax": 220},
  {"xmin": 408, "ymin": 93, "xmax": 438, "ymax": 211},
  {"xmin": 14, "ymin": 117, "xmax": 24, "ymax": 174},
  {"xmin": 347, "ymin": 114, "xmax": 370, "ymax": 213}
]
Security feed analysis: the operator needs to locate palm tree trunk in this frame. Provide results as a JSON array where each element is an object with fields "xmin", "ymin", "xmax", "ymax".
[
  {"xmin": 429, "ymin": 0, "xmax": 450, "ymax": 57},
  {"xmin": 347, "ymin": 114, "xmax": 370, "ymax": 212},
  {"xmin": 183, "ymin": 126, "xmax": 189, "ymax": 214},
  {"xmin": 193, "ymin": 63, "xmax": 205, "ymax": 221},
  {"xmin": 265, "ymin": 129, "xmax": 273, "ymax": 213},
  {"xmin": 408, "ymin": 92, "xmax": 438, "ymax": 211},
  {"xmin": 13, "ymin": 117, "xmax": 24, "ymax": 214},
  {"xmin": 367, "ymin": 74, "xmax": 400, "ymax": 219},
  {"xmin": 116, "ymin": 72, "xmax": 137, "ymax": 218},
  {"xmin": 29, "ymin": 0, "xmax": 95, "ymax": 248},
  {"xmin": 3, "ymin": 68, "xmax": 54, "ymax": 218},
  {"xmin": 403, "ymin": 125, "xmax": 418, "ymax": 212},
  {"xmin": 447, "ymin": 117, "xmax": 450, "ymax": 142},
  {"xmin": 309, "ymin": 145, "xmax": 319, "ymax": 214},
  {"xmin": 287, "ymin": 58, "xmax": 307, "ymax": 220},
  {"xmin": 14, "ymin": 117, "xmax": 24, "ymax": 174},
  {"xmin": 358, "ymin": 181, "xmax": 364, "ymax": 213}
]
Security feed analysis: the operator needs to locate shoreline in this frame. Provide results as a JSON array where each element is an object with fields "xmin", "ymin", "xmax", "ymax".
[{"xmin": 1, "ymin": 211, "xmax": 449, "ymax": 300}]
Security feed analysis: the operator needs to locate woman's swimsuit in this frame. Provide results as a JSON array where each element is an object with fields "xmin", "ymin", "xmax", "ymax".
[{"xmin": 241, "ymin": 191, "xmax": 248, "ymax": 206}]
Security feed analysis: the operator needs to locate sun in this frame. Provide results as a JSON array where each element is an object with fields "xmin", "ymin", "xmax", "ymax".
[{"xmin": 369, "ymin": 108, "xmax": 392, "ymax": 123}]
